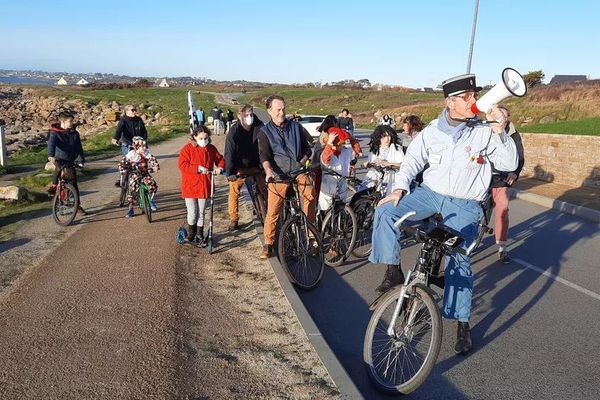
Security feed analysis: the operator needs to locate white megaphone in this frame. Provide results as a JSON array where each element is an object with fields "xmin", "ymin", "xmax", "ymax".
[{"xmin": 471, "ymin": 67, "xmax": 527, "ymax": 114}]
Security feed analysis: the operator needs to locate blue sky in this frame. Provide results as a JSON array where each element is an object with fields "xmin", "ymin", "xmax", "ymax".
[{"xmin": 1, "ymin": 0, "xmax": 599, "ymax": 88}]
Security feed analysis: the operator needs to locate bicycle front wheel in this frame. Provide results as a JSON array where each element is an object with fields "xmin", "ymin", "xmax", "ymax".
[
  {"xmin": 364, "ymin": 284, "xmax": 442, "ymax": 395},
  {"xmin": 352, "ymin": 197, "xmax": 376, "ymax": 258},
  {"xmin": 142, "ymin": 188, "xmax": 152, "ymax": 223},
  {"xmin": 321, "ymin": 204, "xmax": 357, "ymax": 267},
  {"xmin": 53, "ymin": 183, "xmax": 79, "ymax": 226},
  {"xmin": 119, "ymin": 175, "xmax": 128, "ymax": 207},
  {"xmin": 278, "ymin": 216, "xmax": 324, "ymax": 290}
]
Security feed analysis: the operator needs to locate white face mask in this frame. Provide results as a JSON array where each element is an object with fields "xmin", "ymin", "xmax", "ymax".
[
  {"xmin": 243, "ymin": 115, "xmax": 253, "ymax": 126},
  {"xmin": 196, "ymin": 138, "xmax": 209, "ymax": 147}
]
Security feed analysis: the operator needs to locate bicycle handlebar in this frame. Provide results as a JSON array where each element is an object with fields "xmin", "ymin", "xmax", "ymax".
[
  {"xmin": 267, "ymin": 164, "xmax": 319, "ymax": 184},
  {"xmin": 364, "ymin": 162, "xmax": 399, "ymax": 173}
]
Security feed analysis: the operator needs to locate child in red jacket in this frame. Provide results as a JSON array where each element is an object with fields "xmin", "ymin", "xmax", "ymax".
[{"xmin": 178, "ymin": 126, "xmax": 225, "ymax": 243}]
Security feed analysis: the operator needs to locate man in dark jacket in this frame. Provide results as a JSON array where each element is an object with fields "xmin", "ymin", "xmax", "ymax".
[
  {"xmin": 224, "ymin": 105, "xmax": 265, "ymax": 231},
  {"xmin": 257, "ymin": 95, "xmax": 314, "ymax": 259},
  {"xmin": 490, "ymin": 105, "xmax": 525, "ymax": 264},
  {"xmin": 111, "ymin": 105, "xmax": 148, "ymax": 155},
  {"xmin": 47, "ymin": 111, "xmax": 87, "ymax": 214},
  {"xmin": 111, "ymin": 104, "xmax": 148, "ymax": 186}
]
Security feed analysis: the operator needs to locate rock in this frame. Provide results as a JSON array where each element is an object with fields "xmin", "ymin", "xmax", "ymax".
[
  {"xmin": 105, "ymin": 111, "xmax": 119, "ymax": 122},
  {"xmin": 0, "ymin": 186, "xmax": 28, "ymax": 201},
  {"xmin": 539, "ymin": 115, "xmax": 556, "ymax": 124}
]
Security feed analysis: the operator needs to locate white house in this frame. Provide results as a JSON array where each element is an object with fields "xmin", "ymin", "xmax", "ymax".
[
  {"xmin": 56, "ymin": 77, "xmax": 68, "ymax": 85},
  {"xmin": 158, "ymin": 78, "xmax": 170, "ymax": 88},
  {"xmin": 76, "ymin": 78, "xmax": 89, "ymax": 86}
]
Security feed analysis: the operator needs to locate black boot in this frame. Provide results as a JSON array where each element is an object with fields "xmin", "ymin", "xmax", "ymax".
[
  {"xmin": 186, "ymin": 224, "xmax": 197, "ymax": 242},
  {"xmin": 376, "ymin": 264, "xmax": 405, "ymax": 293},
  {"xmin": 196, "ymin": 226, "xmax": 205, "ymax": 245},
  {"xmin": 454, "ymin": 321, "xmax": 472, "ymax": 355}
]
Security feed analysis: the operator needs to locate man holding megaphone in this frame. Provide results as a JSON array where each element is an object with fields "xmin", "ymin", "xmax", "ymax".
[{"xmin": 368, "ymin": 70, "xmax": 522, "ymax": 355}]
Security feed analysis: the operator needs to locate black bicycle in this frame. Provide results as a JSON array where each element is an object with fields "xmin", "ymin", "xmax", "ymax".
[
  {"xmin": 269, "ymin": 166, "xmax": 324, "ymax": 290},
  {"xmin": 238, "ymin": 168, "xmax": 267, "ymax": 224},
  {"xmin": 319, "ymin": 168, "xmax": 359, "ymax": 267},
  {"xmin": 52, "ymin": 162, "xmax": 82, "ymax": 226},
  {"xmin": 350, "ymin": 163, "xmax": 399, "ymax": 258},
  {"xmin": 473, "ymin": 189, "xmax": 495, "ymax": 252},
  {"xmin": 363, "ymin": 211, "xmax": 476, "ymax": 395}
]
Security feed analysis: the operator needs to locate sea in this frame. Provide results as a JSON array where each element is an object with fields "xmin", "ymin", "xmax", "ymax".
[{"xmin": 0, "ymin": 76, "xmax": 55, "ymax": 85}]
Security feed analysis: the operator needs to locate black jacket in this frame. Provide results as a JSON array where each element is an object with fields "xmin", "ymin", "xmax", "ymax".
[
  {"xmin": 47, "ymin": 124, "xmax": 85, "ymax": 163},
  {"xmin": 224, "ymin": 117, "xmax": 264, "ymax": 176},
  {"xmin": 491, "ymin": 123, "xmax": 525, "ymax": 188},
  {"xmin": 113, "ymin": 116, "xmax": 148, "ymax": 144}
]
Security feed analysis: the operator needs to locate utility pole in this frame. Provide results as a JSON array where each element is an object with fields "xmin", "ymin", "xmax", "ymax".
[
  {"xmin": 466, "ymin": 0, "xmax": 480, "ymax": 73},
  {"xmin": 0, "ymin": 120, "xmax": 6, "ymax": 167}
]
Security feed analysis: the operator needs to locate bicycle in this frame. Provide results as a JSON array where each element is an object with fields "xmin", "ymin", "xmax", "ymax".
[
  {"xmin": 52, "ymin": 161, "xmax": 82, "ymax": 226},
  {"xmin": 128, "ymin": 165, "xmax": 154, "ymax": 223},
  {"xmin": 118, "ymin": 165, "xmax": 130, "ymax": 207},
  {"xmin": 318, "ymin": 168, "xmax": 359, "ymax": 267},
  {"xmin": 269, "ymin": 166, "xmax": 324, "ymax": 290},
  {"xmin": 472, "ymin": 189, "xmax": 495, "ymax": 252},
  {"xmin": 363, "ymin": 211, "xmax": 477, "ymax": 395},
  {"xmin": 237, "ymin": 168, "xmax": 267, "ymax": 224},
  {"xmin": 350, "ymin": 162, "xmax": 399, "ymax": 258}
]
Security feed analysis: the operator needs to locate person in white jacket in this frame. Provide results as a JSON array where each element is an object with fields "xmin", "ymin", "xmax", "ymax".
[
  {"xmin": 361, "ymin": 125, "xmax": 404, "ymax": 195},
  {"xmin": 369, "ymin": 73, "xmax": 519, "ymax": 356}
]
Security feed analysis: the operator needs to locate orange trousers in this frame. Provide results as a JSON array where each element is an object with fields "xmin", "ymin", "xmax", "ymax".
[
  {"xmin": 263, "ymin": 173, "xmax": 315, "ymax": 246},
  {"xmin": 228, "ymin": 174, "xmax": 266, "ymax": 222}
]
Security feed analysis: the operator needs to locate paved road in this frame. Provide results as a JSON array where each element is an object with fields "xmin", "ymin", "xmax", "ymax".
[{"xmin": 299, "ymin": 129, "xmax": 600, "ymax": 399}]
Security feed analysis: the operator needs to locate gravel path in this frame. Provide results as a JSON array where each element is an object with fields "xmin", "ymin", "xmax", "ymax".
[{"xmin": 0, "ymin": 135, "xmax": 337, "ymax": 399}]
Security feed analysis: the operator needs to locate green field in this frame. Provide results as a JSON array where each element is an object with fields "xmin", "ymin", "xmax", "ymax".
[{"xmin": 520, "ymin": 117, "xmax": 600, "ymax": 135}]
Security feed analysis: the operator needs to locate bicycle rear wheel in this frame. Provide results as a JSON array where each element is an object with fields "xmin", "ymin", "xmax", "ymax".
[
  {"xmin": 252, "ymin": 189, "xmax": 266, "ymax": 224},
  {"xmin": 278, "ymin": 216, "xmax": 324, "ymax": 290},
  {"xmin": 352, "ymin": 197, "xmax": 376, "ymax": 258},
  {"xmin": 364, "ymin": 284, "xmax": 442, "ymax": 395},
  {"xmin": 142, "ymin": 188, "xmax": 152, "ymax": 223},
  {"xmin": 53, "ymin": 183, "xmax": 79, "ymax": 226},
  {"xmin": 321, "ymin": 204, "xmax": 357, "ymax": 267}
]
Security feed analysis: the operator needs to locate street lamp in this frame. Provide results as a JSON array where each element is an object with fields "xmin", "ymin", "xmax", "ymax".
[{"xmin": 466, "ymin": 0, "xmax": 480, "ymax": 73}]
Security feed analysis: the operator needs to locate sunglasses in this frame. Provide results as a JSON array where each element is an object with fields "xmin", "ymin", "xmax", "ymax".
[{"xmin": 457, "ymin": 91, "xmax": 478, "ymax": 101}]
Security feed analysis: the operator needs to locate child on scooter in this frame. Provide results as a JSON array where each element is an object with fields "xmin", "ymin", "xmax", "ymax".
[{"xmin": 178, "ymin": 126, "xmax": 224, "ymax": 244}]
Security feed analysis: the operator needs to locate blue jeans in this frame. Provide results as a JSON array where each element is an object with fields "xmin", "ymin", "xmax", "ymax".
[
  {"xmin": 368, "ymin": 185, "xmax": 482, "ymax": 322},
  {"xmin": 120, "ymin": 144, "xmax": 130, "ymax": 156}
]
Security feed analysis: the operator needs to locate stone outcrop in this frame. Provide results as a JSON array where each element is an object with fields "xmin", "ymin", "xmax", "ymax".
[
  {"xmin": 0, "ymin": 185, "xmax": 28, "ymax": 201},
  {"xmin": 0, "ymin": 87, "xmax": 164, "ymax": 155}
]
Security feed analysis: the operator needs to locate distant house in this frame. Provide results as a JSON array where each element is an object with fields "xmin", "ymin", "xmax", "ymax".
[
  {"xmin": 76, "ymin": 78, "xmax": 89, "ymax": 86},
  {"xmin": 56, "ymin": 77, "xmax": 68, "ymax": 85},
  {"xmin": 423, "ymin": 87, "xmax": 434, "ymax": 92},
  {"xmin": 158, "ymin": 78, "xmax": 170, "ymax": 88},
  {"xmin": 549, "ymin": 75, "xmax": 588, "ymax": 85}
]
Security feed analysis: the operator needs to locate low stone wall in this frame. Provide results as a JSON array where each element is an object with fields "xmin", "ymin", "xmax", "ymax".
[{"xmin": 520, "ymin": 133, "xmax": 600, "ymax": 188}]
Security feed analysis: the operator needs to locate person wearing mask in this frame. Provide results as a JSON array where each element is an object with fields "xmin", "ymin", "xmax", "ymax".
[
  {"xmin": 224, "ymin": 105, "xmax": 265, "ymax": 231},
  {"xmin": 368, "ymin": 73, "xmax": 519, "ymax": 355},
  {"xmin": 178, "ymin": 126, "xmax": 225, "ymax": 243},
  {"xmin": 490, "ymin": 105, "xmax": 525, "ymax": 264},
  {"xmin": 257, "ymin": 95, "xmax": 314, "ymax": 259}
]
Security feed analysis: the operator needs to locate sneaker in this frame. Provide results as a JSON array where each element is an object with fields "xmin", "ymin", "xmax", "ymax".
[
  {"xmin": 228, "ymin": 220, "xmax": 239, "ymax": 231},
  {"xmin": 149, "ymin": 199, "xmax": 158, "ymax": 211},
  {"xmin": 498, "ymin": 250, "xmax": 511, "ymax": 264},
  {"xmin": 454, "ymin": 321, "xmax": 473, "ymax": 355},
  {"xmin": 259, "ymin": 244, "xmax": 272, "ymax": 259},
  {"xmin": 176, "ymin": 227, "xmax": 187, "ymax": 244},
  {"xmin": 114, "ymin": 179, "xmax": 121, "ymax": 188},
  {"xmin": 126, "ymin": 208, "xmax": 134, "ymax": 218}
]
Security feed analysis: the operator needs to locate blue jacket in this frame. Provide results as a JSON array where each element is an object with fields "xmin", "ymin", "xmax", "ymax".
[
  {"xmin": 257, "ymin": 120, "xmax": 311, "ymax": 178},
  {"xmin": 47, "ymin": 124, "xmax": 85, "ymax": 163}
]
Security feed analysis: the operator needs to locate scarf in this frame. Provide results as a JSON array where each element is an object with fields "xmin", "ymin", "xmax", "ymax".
[{"xmin": 437, "ymin": 108, "xmax": 469, "ymax": 143}]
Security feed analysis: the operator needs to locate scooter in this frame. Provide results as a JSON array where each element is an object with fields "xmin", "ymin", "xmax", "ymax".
[{"xmin": 175, "ymin": 167, "xmax": 222, "ymax": 254}]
